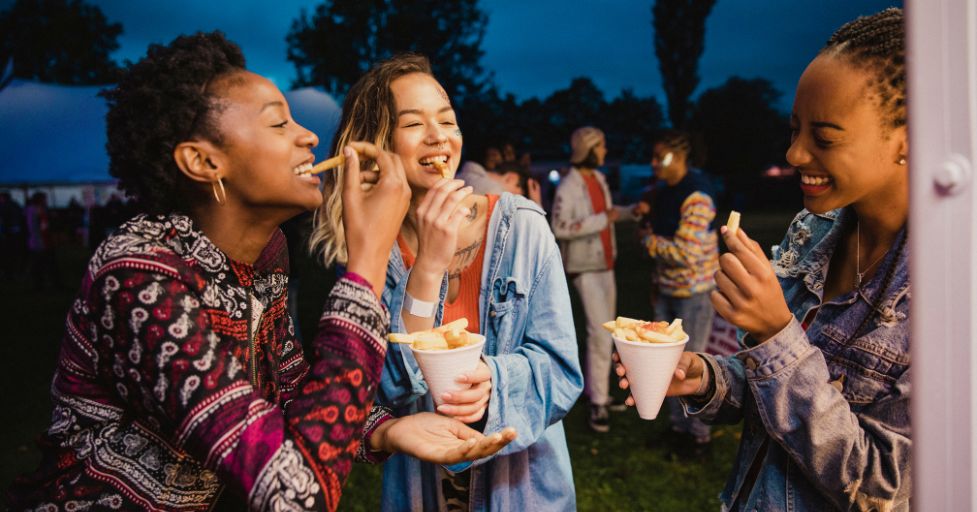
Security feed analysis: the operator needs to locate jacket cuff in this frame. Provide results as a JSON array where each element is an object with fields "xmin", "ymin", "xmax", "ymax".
[
  {"xmin": 734, "ymin": 318, "xmax": 816, "ymax": 380},
  {"xmin": 681, "ymin": 353, "xmax": 725, "ymax": 416}
]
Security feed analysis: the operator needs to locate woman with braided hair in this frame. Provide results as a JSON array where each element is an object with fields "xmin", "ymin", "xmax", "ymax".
[
  {"xmin": 616, "ymin": 8, "xmax": 911, "ymax": 510},
  {"xmin": 6, "ymin": 32, "xmax": 512, "ymax": 511}
]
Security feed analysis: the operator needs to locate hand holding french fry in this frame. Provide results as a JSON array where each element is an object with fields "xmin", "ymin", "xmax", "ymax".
[{"xmin": 711, "ymin": 217, "xmax": 793, "ymax": 343}]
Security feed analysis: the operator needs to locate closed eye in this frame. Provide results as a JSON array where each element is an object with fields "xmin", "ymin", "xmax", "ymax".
[{"xmin": 272, "ymin": 120, "xmax": 289, "ymax": 129}]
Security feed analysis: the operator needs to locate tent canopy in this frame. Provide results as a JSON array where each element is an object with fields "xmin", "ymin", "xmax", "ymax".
[{"xmin": 0, "ymin": 80, "xmax": 341, "ymax": 187}]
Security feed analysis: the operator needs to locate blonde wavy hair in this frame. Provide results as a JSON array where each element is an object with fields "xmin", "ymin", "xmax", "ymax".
[{"xmin": 309, "ymin": 53, "xmax": 434, "ymax": 267}]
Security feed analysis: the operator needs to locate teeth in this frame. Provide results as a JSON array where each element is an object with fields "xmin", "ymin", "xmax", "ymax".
[
  {"xmin": 293, "ymin": 163, "xmax": 313, "ymax": 175},
  {"xmin": 420, "ymin": 156, "xmax": 449, "ymax": 166},
  {"xmin": 801, "ymin": 174, "xmax": 831, "ymax": 186}
]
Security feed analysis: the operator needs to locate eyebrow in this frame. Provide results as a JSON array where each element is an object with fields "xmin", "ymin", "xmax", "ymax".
[
  {"xmin": 397, "ymin": 106, "xmax": 454, "ymax": 117},
  {"xmin": 260, "ymin": 101, "xmax": 285, "ymax": 112},
  {"xmin": 812, "ymin": 121, "xmax": 844, "ymax": 131}
]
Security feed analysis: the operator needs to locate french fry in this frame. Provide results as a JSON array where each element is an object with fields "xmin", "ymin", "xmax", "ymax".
[
  {"xmin": 431, "ymin": 159, "xmax": 450, "ymax": 179},
  {"xmin": 387, "ymin": 318, "xmax": 476, "ymax": 351},
  {"xmin": 726, "ymin": 211, "xmax": 741, "ymax": 235},
  {"xmin": 388, "ymin": 332, "xmax": 415, "ymax": 344},
  {"xmin": 604, "ymin": 317, "xmax": 686, "ymax": 343}
]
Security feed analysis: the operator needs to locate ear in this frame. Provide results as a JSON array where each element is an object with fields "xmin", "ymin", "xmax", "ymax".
[
  {"xmin": 173, "ymin": 140, "xmax": 225, "ymax": 184},
  {"xmin": 892, "ymin": 125, "xmax": 908, "ymax": 164}
]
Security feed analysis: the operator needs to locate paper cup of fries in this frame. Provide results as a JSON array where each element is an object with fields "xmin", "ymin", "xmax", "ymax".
[
  {"xmin": 605, "ymin": 317, "xmax": 689, "ymax": 419},
  {"xmin": 411, "ymin": 334, "xmax": 486, "ymax": 406}
]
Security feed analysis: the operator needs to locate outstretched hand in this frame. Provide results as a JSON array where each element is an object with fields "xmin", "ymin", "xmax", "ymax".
[
  {"xmin": 711, "ymin": 226, "xmax": 792, "ymax": 343},
  {"xmin": 371, "ymin": 412, "xmax": 517, "ymax": 464}
]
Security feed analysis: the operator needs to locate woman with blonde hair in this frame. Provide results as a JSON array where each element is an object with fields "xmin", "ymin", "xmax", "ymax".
[{"xmin": 312, "ymin": 53, "xmax": 582, "ymax": 511}]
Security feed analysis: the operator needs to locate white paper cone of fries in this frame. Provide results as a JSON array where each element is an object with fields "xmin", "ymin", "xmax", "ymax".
[
  {"xmin": 613, "ymin": 333, "xmax": 689, "ymax": 419},
  {"xmin": 411, "ymin": 334, "xmax": 486, "ymax": 406}
]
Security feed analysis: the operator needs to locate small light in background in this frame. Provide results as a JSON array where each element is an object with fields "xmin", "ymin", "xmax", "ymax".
[{"xmin": 548, "ymin": 170, "xmax": 560, "ymax": 184}]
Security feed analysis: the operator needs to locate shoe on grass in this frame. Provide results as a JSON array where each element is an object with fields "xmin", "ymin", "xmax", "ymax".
[{"xmin": 589, "ymin": 404, "xmax": 610, "ymax": 433}]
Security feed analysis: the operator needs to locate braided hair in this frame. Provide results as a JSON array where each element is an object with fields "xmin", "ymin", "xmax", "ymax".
[
  {"xmin": 820, "ymin": 8, "xmax": 905, "ymax": 131},
  {"xmin": 101, "ymin": 32, "xmax": 245, "ymax": 215}
]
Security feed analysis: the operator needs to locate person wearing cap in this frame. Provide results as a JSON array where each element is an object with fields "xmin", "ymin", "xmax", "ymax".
[{"xmin": 551, "ymin": 126, "xmax": 649, "ymax": 432}]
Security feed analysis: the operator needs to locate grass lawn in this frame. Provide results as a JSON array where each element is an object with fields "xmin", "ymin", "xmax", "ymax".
[{"xmin": 0, "ymin": 207, "xmax": 797, "ymax": 511}]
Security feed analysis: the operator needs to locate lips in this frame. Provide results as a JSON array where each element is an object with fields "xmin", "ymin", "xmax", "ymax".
[{"xmin": 798, "ymin": 173, "xmax": 832, "ymax": 196}]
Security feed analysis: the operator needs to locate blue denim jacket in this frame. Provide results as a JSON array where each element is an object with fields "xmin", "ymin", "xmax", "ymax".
[
  {"xmin": 378, "ymin": 193, "xmax": 583, "ymax": 511},
  {"xmin": 686, "ymin": 208, "xmax": 910, "ymax": 511}
]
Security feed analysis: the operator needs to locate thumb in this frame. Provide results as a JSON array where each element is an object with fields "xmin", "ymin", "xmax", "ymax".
[
  {"xmin": 341, "ymin": 146, "xmax": 361, "ymax": 198},
  {"xmin": 674, "ymin": 352, "xmax": 693, "ymax": 380}
]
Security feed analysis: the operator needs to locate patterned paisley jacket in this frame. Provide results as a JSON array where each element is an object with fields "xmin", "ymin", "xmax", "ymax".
[{"xmin": 7, "ymin": 213, "xmax": 389, "ymax": 512}]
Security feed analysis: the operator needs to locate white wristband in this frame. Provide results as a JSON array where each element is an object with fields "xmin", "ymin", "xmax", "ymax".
[{"xmin": 404, "ymin": 292, "xmax": 436, "ymax": 318}]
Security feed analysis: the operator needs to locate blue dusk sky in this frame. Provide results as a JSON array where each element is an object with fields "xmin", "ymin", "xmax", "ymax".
[{"xmin": 6, "ymin": 0, "xmax": 902, "ymax": 109}]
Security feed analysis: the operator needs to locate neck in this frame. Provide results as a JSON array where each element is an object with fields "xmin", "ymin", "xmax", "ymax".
[
  {"xmin": 189, "ymin": 202, "xmax": 290, "ymax": 264},
  {"xmin": 852, "ymin": 177, "xmax": 909, "ymax": 247},
  {"xmin": 665, "ymin": 165, "xmax": 688, "ymax": 186}
]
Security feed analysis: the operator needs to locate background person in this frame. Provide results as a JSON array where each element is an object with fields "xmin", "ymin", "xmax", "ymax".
[
  {"xmin": 551, "ymin": 126, "xmax": 649, "ymax": 433},
  {"xmin": 639, "ymin": 130, "xmax": 719, "ymax": 452}
]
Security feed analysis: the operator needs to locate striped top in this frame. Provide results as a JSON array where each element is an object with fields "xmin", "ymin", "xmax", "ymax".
[{"xmin": 644, "ymin": 191, "xmax": 719, "ymax": 297}]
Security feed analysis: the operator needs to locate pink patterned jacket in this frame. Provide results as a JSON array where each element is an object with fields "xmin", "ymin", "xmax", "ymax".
[{"xmin": 7, "ymin": 213, "xmax": 389, "ymax": 511}]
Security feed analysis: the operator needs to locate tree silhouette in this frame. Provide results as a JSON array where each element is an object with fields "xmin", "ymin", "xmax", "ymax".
[
  {"xmin": 652, "ymin": 0, "xmax": 716, "ymax": 128},
  {"xmin": 0, "ymin": 0, "xmax": 123, "ymax": 85},
  {"xmin": 689, "ymin": 76, "xmax": 790, "ymax": 202},
  {"xmin": 286, "ymin": 0, "xmax": 489, "ymax": 104}
]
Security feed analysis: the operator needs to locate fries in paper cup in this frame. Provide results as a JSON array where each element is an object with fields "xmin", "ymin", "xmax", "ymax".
[
  {"xmin": 606, "ymin": 316, "xmax": 689, "ymax": 419},
  {"xmin": 388, "ymin": 319, "xmax": 486, "ymax": 406}
]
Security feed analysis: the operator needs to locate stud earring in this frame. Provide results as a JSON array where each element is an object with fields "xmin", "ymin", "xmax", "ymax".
[{"xmin": 897, "ymin": 156, "xmax": 907, "ymax": 166}]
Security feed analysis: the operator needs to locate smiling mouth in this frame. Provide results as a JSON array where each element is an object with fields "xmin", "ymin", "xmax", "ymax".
[
  {"xmin": 800, "ymin": 174, "xmax": 832, "ymax": 186},
  {"xmin": 292, "ymin": 162, "xmax": 313, "ymax": 175},
  {"xmin": 419, "ymin": 155, "xmax": 449, "ymax": 168}
]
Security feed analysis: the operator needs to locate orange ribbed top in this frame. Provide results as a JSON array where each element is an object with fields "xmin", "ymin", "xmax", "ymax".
[{"xmin": 398, "ymin": 195, "xmax": 499, "ymax": 333}]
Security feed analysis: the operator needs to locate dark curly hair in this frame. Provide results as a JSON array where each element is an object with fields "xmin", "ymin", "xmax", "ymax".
[
  {"xmin": 821, "ymin": 7, "xmax": 905, "ymax": 131},
  {"xmin": 101, "ymin": 31, "xmax": 245, "ymax": 214}
]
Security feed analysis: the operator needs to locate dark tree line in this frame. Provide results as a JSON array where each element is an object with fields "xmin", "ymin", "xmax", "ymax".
[
  {"xmin": 4, "ymin": 0, "xmax": 790, "ymax": 198},
  {"xmin": 0, "ymin": 0, "xmax": 123, "ymax": 85}
]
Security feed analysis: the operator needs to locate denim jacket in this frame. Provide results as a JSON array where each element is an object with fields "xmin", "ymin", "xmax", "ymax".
[
  {"xmin": 685, "ymin": 208, "xmax": 910, "ymax": 511},
  {"xmin": 378, "ymin": 193, "xmax": 583, "ymax": 511}
]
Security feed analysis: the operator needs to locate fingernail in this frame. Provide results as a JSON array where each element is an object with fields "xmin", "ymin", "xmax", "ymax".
[
  {"xmin": 442, "ymin": 393, "xmax": 452, "ymax": 401},
  {"xmin": 344, "ymin": 147, "xmax": 354, "ymax": 158},
  {"xmin": 720, "ymin": 225, "xmax": 728, "ymax": 235}
]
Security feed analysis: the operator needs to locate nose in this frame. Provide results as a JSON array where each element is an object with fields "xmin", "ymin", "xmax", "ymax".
[
  {"xmin": 785, "ymin": 133, "xmax": 809, "ymax": 168},
  {"xmin": 294, "ymin": 120, "xmax": 319, "ymax": 149},
  {"xmin": 425, "ymin": 123, "xmax": 449, "ymax": 145}
]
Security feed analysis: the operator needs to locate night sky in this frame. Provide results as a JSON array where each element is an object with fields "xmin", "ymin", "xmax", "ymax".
[{"xmin": 9, "ymin": 0, "xmax": 901, "ymax": 109}]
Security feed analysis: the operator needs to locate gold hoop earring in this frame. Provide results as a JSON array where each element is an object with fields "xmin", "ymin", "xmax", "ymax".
[
  {"xmin": 897, "ymin": 156, "xmax": 907, "ymax": 166},
  {"xmin": 212, "ymin": 177, "xmax": 227, "ymax": 206}
]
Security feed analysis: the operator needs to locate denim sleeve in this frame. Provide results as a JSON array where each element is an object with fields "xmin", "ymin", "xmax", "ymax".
[
  {"xmin": 461, "ymin": 246, "xmax": 584, "ymax": 470},
  {"xmin": 741, "ymin": 318, "xmax": 911, "ymax": 510},
  {"xmin": 681, "ymin": 353, "xmax": 748, "ymax": 424}
]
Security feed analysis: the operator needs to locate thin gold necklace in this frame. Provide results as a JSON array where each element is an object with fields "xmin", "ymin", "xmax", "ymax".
[{"xmin": 856, "ymin": 220, "xmax": 887, "ymax": 288}]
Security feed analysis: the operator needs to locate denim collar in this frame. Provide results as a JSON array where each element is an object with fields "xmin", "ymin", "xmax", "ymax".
[{"xmin": 796, "ymin": 207, "xmax": 909, "ymax": 325}]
